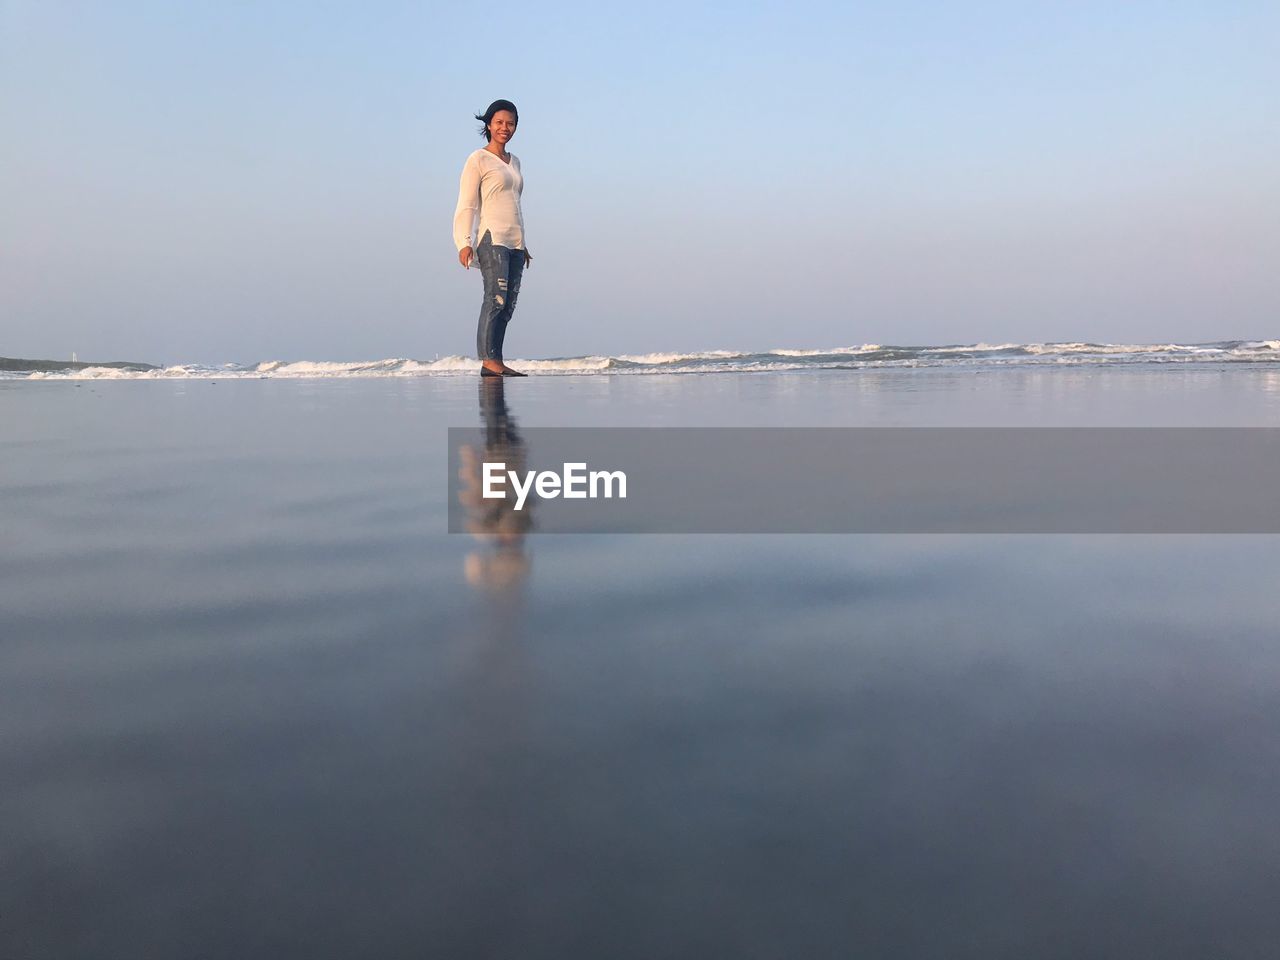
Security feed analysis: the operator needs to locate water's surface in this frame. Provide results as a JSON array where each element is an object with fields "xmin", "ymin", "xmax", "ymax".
[{"xmin": 4, "ymin": 368, "xmax": 1280, "ymax": 958}]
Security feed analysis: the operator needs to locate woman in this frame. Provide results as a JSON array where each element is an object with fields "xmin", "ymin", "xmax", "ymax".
[{"xmin": 453, "ymin": 99, "xmax": 532, "ymax": 377}]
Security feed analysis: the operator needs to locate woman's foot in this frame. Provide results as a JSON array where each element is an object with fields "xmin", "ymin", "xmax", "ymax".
[{"xmin": 481, "ymin": 359, "xmax": 526, "ymax": 377}]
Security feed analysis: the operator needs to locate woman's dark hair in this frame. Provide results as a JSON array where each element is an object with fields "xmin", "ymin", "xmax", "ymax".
[{"xmin": 475, "ymin": 99, "xmax": 518, "ymax": 142}]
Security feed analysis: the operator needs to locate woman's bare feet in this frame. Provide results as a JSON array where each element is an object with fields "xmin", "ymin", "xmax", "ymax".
[{"xmin": 480, "ymin": 359, "xmax": 526, "ymax": 377}]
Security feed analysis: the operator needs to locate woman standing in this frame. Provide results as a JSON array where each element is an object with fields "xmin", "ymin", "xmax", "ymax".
[{"xmin": 454, "ymin": 99, "xmax": 532, "ymax": 377}]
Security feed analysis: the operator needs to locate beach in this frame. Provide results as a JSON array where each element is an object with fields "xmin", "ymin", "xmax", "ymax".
[{"xmin": 5, "ymin": 365, "xmax": 1280, "ymax": 957}]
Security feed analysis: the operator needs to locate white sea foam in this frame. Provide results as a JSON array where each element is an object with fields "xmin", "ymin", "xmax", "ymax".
[
  {"xmin": 8, "ymin": 339, "xmax": 1278, "ymax": 380},
  {"xmin": 924, "ymin": 342, "xmax": 1024, "ymax": 353},
  {"xmin": 612, "ymin": 350, "xmax": 749, "ymax": 364},
  {"xmin": 768, "ymin": 344, "xmax": 883, "ymax": 356},
  {"xmin": 1023, "ymin": 342, "xmax": 1220, "ymax": 355}
]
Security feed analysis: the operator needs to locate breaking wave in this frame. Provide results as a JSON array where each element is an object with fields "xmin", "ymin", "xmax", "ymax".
[{"xmin": 8, "ymin": 340, "xmax": 1280, "ymax": 379}]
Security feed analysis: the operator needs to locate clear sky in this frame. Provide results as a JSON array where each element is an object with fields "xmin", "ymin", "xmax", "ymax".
[{"xmin": 2, "ymin": 0, "xmax": 1276, "ymax": 364}]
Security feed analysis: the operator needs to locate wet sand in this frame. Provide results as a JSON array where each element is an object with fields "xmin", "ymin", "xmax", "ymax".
[{"xmin": 4, "ymin": 368, "xmax": 1280, "ymax": 958}]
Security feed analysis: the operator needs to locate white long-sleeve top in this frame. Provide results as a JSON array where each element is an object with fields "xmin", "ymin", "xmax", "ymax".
[{"xmin": 453, "ymin": 148, "xmax": 525, "ymax": 253}]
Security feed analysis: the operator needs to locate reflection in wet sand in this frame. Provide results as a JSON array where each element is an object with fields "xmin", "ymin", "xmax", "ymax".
[
  {"xmin": 457, "ymin": 378, "xmax": 532, "ymax": 591},
  {"xmin": 444, "ymin": 380, "xmax": 540, "ymax": 949}
]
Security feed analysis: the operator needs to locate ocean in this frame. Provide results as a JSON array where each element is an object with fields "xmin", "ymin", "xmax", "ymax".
[
  {"xmin": 6, "ymin": 338, "xmax": 1280, "ymax": 379},
  {"xmin": 4, "ymin": 354, "xmax": 1280, "ymax": 958}
]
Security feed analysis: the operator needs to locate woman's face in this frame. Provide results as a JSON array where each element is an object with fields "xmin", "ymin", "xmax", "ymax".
[{"xmin": 488, "ymin": 110, "xmax": 517, "ymax": 147}]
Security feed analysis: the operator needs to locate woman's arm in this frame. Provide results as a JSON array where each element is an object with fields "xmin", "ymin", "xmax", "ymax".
[
  {"xmin": 513, "ymin": 154, "xmax": 529, "ymax": 267},
  {"xmin": 453, "ymin": 155, "xmax": 481, "ymax": 267}
]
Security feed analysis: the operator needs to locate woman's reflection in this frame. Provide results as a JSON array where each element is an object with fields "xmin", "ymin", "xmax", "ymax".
[
  {"xmin": 457, "ymin": 377, "xmax": 532, "ymax": 590},
  {"xmin": 442, "ymin": 378, "xmax": 538, "ymax": 942}
]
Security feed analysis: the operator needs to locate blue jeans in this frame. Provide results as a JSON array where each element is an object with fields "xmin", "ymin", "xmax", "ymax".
[{"xmin": 475, "ymin": 230, "xmax": 526, "ymax": 361}]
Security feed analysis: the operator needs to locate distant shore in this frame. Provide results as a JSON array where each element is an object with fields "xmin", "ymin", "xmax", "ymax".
[{"xmin": 0, "ymin": 357, "xmax": 158, "ymax": 373}]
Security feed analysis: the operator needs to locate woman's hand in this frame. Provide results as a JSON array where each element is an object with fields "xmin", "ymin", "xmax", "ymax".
[
  {"xmin": 524, "ymin": 249, "xmax": 533, "ymax": 268},
  {"xmin": 459, "ymin": 246, "xmax": 473, "ymax": 269}
]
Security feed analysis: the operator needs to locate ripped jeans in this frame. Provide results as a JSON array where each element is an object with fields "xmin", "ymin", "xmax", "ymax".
[{"xmin": 474, "ymin": 230, "xmax": 526, "ymax": 361}]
